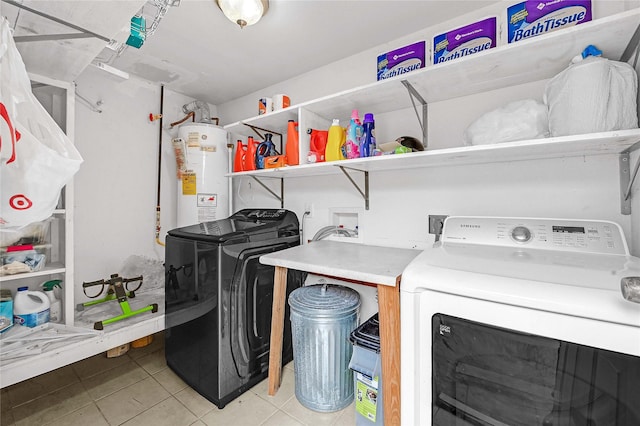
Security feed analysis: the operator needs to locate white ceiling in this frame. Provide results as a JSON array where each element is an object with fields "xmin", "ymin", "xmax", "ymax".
[
  {"xmin": 2, "ymin": 1, "xmax": 146, "ymax": 80},
  {"xmin": 4, "ymin": 0, "xmax": 498, "ymax": 105}
]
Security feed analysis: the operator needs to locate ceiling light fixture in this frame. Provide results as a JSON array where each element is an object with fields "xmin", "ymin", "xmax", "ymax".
[{"xmin": 216, "ymin": 0, "xmax": 268, "ymax": 29}]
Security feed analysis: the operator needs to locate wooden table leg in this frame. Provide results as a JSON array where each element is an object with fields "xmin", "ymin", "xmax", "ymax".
[
  {"xmin": 268, "ymin": 266, "xmax": 288, "ymax": 395},
  {"xmin": 377, "ymin": 280, "xmax": 401, "ymax": 425}
]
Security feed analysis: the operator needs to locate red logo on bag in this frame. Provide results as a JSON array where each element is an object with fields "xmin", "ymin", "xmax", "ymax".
[
  {"xmin": 9, "ymin": 194, "xmax": 32, "ymax": 210},
  {"xmin": 0, "ymin": 102, "xmax": 21, "ymax": 164}
]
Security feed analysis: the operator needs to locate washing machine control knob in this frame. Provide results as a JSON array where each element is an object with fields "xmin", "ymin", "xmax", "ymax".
[{"xmin": 511, "ymin": 226, "xmax": 532, "ymax": 243}]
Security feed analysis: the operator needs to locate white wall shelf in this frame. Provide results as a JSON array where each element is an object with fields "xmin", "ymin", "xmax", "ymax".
[
  {"xmin": 224, "ymin": 9, "xmax": 640, "ymax": 138},
  {"xmin": 229, "ymin": 130, "xmax": 640, "ymax": 179},
  {"xmin": 0, "ymin": 265, "xmax": 66, "ymax": 282},
  {"xmin": 225, "ymin": 9, "xmax": 640, "ymax": 213},
  {"xmin": 0, "ymin": 313, "xmax": 164, "ymax": 387},
  {"xmin": 228, "ymin": 129, "xmax": 640, "ymax": 212}
]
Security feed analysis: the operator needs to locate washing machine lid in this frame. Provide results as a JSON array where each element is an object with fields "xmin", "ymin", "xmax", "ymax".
[
  {"xmin": 401, "ymin": 217, "xmax": 640, "ymax": 328},
  {"xmin": 167, "ymin": 209, "xmax": 299, "ymax": 243}
]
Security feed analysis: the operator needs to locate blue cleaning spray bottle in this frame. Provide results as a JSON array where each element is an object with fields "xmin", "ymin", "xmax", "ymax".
[{"xmin": 359, "ymin": 113, "xmax": 376, "ymax": 157}]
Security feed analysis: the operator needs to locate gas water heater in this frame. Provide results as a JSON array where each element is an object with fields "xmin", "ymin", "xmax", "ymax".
[{"xmin": 176, "ymin": 123, "xmax": 229, "ymax": 228}]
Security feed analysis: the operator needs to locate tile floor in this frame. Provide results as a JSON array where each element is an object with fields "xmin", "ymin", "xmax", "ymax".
[{"xmin": 1, "ymin": 332, "xmax": 357, "ymax": 426}]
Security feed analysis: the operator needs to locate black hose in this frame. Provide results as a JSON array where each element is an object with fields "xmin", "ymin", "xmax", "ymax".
[
  {"xmin": 155, "ymin": 85, "xmax": 165, "ymax": 244},
  {"xmin": 157, "ymin": 85, "xmax": 164, "ymax": 205}
]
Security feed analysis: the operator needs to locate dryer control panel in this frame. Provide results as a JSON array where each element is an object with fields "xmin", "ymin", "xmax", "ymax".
[{"xmin": 441, "ymin": 217, "xmax": 629, "ymax": 255}]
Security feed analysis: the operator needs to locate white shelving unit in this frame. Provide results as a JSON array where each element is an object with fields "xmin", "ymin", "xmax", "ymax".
[
  {"xmin": 224, "ymin": 9, "xmax": 640, "ymax": 212},
  {"xmin": 0, "ymin": 74, "xmax": 165, "ymax": 389},
  {"xmin": 0, "ymin": 73, "xmax": 76, "ymax": 325}
]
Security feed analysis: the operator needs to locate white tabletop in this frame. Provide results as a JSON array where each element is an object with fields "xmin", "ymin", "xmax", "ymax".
[{"xmin": 259, "ymin": 240, "xmax": 421, "ymax": 287}]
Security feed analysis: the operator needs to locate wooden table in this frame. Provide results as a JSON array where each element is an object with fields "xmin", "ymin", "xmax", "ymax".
[{"xmin": 260, "ymin": 240, "xmax": 420, "ymax": 426}]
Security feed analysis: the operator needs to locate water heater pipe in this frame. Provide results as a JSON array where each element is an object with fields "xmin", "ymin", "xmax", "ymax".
[
  {"xmin": 169, "ymin": 111, "xmax": 195, "ymax": 128},
  {"xmin": 182, "ymin": 100, "xmax": 211, "ymax": 124}
]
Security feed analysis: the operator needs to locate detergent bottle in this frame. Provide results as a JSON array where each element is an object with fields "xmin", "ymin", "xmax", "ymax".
[
  {"xmin": 285, "ymin": 120, "xmax": 299, "ymax": 166},
  {"xmin": 244, "ymin": 136, "xmax": 257, "ymax": 171},
  {"xmin": 307, "ymin": 129, "xmax": 328, "ymax": 163},
  {"xmin": 256, "ymin": 133, "xmax": 277, "ymax": 169},
  {"xmin": 360, "ymin": 113, "xmax": 376, "ymax": 157},
  {"xmin": 234, "ymin": 139, "xmax": 246, "ymax": 172},
  {"xmin": 41, "ymin": 280, "xmax": 62, "ymax": 323},
  {"xmin": 345, "ymin": 110, "xmax": 363, "ymax": 159},
  {"xmin": 13, "ymin": 286, "xmax": 50, "ymax": 327},
  {"xmin": 325, "ymin": 119, "xmax": 346, "ymax": 162}
]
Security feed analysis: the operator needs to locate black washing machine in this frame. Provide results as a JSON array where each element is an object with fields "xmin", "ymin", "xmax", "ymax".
[{"xmin": 164, "ymin": 209, "xmax": 305, "ymax": 408}]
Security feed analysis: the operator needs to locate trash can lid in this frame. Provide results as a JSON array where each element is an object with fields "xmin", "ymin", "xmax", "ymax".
[
  {"xmin": 288, "ymin": 284, "xmax": 360, "ymax": 317},
  {"xmin": 350, "ymin": 313, "xmax": 380, "ymax": 352}
]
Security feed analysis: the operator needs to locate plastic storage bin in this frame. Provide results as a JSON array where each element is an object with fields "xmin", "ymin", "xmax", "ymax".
[
  {"xmin": 349, "ymin": 313, "xmax": 383, "ymax": 425},
  {"xmin": 288, "ymin": 283, "xmax": 361, "ymax": 412},
  {"xmin": 0, "ymin": 218, "xmax": 52, "ymax": 275}
]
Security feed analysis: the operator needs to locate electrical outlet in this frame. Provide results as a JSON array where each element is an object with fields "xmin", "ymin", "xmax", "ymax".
[
  {"xmin": 428, "ymin": 215, "xmax": 448, "ymax": 236},
  {"xmin": 304, "ymin": 202, "xmax": 313, "ymax": 218}
]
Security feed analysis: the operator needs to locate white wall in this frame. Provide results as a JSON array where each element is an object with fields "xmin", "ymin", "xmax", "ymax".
[
  {"xmin": 73, "ymin": 66, "xmax": 218, "ymax": 303},
  {"xmin": 220, "ymin": 0, "xmax": 639, "ymax": 257}
]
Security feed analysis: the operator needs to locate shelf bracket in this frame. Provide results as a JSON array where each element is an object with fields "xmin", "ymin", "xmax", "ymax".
[
  {"xmin": 250, "ymin": 176, "xmax": 284, "ymax": 208},
  {"xmin": 621, "ymin": 150, "xmax": 640, "ymax": 215},
  {"xmin": 401, "ymin": 80, "xmax": 428, "ymax": 149},
  {"xmin": 620, "ymin": 21, "xmax": 640, "ymax": 63},
  {"xmin": 337, "ymin": 166, "xmax": 369, "ymax": 210}
]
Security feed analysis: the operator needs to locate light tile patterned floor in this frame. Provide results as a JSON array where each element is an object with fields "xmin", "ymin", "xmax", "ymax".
[{"xmin": 0, "ymin": 333, "xmax": 357, "ymax": 426}]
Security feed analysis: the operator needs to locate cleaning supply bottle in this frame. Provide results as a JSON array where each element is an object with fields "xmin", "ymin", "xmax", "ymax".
[
  {"xmin": 360, "ymin": 113, "xmax": 376, "ymax": 158},
  {"xmin": 307, "ymin": 129, "xmax": 328, "ymax": 163},
  {"xmin": 13, "ymin": 286, "xmax": 50, "ymax": 327},
  {"xmin": 244, "ymin": 136, "xmax": 257, "ymax": 171},
  {"xmin": 345, "ymin": 110, "xmax": 363, "ymax": 159},
  {"xmin": 325, "ymin": 119, "xmax": 346, "ymax": 162},
  {"xmin": 0, "ymin": 289, "xmax": 14, "ymax": 333},
  {"xmin": 41, "ymin": 280, "xmax": 62, "ymax": 323},
  {"xmin": 233, "ymin": 139, "xmax": 246, "ymax": 172},
  {"xmin": 256, "ymin": 133, "xmax": 277, "ymax": 169},
  {"xmin": 285, "ymin": 120, "xmax": 300, "ymax": 166}
]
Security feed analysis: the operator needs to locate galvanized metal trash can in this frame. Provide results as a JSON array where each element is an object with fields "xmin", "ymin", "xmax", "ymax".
[{"xmin": 288, "ymin": 283, "xmax": 361, "ymax": 412}]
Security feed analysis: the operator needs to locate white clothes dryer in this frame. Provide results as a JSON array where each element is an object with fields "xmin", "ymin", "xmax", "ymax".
[{"xmin": 401, "ymin": 217, "xmax": 640, "ymax": 426}]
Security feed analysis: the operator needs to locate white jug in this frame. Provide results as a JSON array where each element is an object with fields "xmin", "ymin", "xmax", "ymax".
[{"xmin": 13, "ymin": 287, "xmax": 50, "ymax": 327}]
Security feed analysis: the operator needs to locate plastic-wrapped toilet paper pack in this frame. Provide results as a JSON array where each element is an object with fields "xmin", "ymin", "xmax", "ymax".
[
  {"xmin": 544, "ymin": 56, "xmax": 638, "ymax": 137},
  {"xmin": 464, "ymin": 99, "xmax": 549, "ymax": 145}
]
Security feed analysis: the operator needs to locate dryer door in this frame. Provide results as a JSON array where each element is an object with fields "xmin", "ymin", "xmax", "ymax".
[{"xmin": 228, "ymin": 243, "xmax": 303, "ymax": 380}]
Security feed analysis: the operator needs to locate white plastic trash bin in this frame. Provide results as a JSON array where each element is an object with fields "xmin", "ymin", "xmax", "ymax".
[{"xmin": 288, "ymin": 283, "xmax": 360, "ymax": 412}]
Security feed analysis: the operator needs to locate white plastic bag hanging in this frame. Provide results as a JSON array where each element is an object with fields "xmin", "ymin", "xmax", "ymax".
[
  {"xmin": 0, "ymin": 17, "xmax": 83, "ymax": 229},
  {"xmin": 544, "ymin": 54, "xmax": 639, "ymax": 137}
]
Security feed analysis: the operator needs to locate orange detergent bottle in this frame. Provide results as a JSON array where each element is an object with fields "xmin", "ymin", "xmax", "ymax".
[
  {"xmin": 244, "ymin": 136, "xmax": 257, "ymax": 171},
  {"xmin": 285, "ymin": 120, "xmax": 299, "ymax": 166},
  {"xmin": 233, "ymin": 139, "xmax": 246, "ymax": 172}
]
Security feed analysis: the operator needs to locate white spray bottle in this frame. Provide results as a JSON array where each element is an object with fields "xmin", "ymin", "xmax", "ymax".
[{"xmin": 41, "ymin": 280, "xmax": 62, "ymax": 323}]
